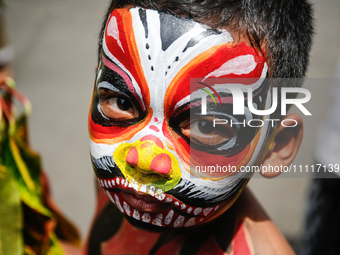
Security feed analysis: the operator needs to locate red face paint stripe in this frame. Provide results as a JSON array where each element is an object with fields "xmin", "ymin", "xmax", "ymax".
[
  {"xmin": 105, "ymin": 9, "xmax": 150, "ymax": 108},
  {"xmin": 101, "ymin": 55, "xmax": 145, "ymax": 111},
  {"xmin": 165, "ymin": 42, "xmax": 266, "ymax": 116}
]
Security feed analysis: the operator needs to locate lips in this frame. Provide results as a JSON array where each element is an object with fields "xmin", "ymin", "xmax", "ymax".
[
  {"xmin": 121, "ymin": 190, "xmax": 172, "ymax": 213},
  {"xmin": 97, "ymin": 177, "xmax": 220, "ymax": 228}
]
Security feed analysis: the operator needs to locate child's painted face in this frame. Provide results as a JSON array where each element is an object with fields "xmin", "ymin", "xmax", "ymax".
[{"xmin": 89, "ymin": 7, "xmax": 272, "ymax": 230}]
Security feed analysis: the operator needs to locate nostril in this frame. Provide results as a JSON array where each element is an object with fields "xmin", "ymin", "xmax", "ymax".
[
  {"xmin": 150, "ymin": 153, "xmax": 171, "ymax": 176},
  {"xmin": 126, "ymin": 147, "xmax": 139, "ymax": 166}
]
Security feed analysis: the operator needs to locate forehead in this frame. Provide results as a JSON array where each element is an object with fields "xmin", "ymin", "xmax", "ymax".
[{"xmin": 101, "ymin": 8, "xmax": 267, "ymax": 105}]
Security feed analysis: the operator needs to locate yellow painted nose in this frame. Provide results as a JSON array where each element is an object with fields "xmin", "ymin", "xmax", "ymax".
[
  {"xmin": 125, "ymin": 135, "xmax": 172, "ymax": 177},
  {"xmin": 113, "ymin": 135, "xmax": 182, "ymax": 191}
]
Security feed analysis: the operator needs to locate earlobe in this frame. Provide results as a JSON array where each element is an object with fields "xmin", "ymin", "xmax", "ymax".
[{"xmin": 260, "ymin": 113, "xmax": 303, "ymax": 178}]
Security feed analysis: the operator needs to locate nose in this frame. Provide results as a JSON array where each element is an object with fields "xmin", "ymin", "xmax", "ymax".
[{"xmin": 125, "ymin": 135, "xmax": 172, "ymax": 177}]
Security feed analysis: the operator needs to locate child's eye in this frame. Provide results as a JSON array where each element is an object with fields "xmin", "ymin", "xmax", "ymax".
[
  {"xmin": 100, "ymin": 95, "xmax": 138, "ymax": 121},
  {"xmin": 180, "ymin": 116, "xmax": 235, "ymax": 146}
]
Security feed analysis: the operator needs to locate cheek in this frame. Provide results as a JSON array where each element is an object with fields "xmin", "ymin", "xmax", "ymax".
[
  {"xmin": 162, "ymin": 120, "xmax": 190, "ymax": 167},
  {"xmin": 189, "ymin": 122, "xmax": 269, "ymax": 180}
]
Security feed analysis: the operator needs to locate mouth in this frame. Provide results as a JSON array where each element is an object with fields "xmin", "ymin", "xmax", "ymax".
[
  {"xmin": 121, "ymin": 190, "xmax": 172, "ymax": 213},
  {"xmin": 97, "ymin": 177, "xmax": 220, "ymax": 228}
]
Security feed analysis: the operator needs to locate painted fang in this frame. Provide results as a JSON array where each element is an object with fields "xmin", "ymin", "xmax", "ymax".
[{"xmin": 89, "ymin": 7, "xmax": 271, "ymax": 230}]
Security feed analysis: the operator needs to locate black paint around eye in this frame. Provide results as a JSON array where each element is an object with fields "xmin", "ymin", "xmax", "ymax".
[
  {"xmin": 169, "ymin": 103, "xmax": 255, "ymax": 157},
  {"xmin": 91, "ymin": 57, "xmax": 146, "ymax": 127}
]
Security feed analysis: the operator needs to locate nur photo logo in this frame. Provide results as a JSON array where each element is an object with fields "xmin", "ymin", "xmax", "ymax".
[{"xmin": 193, "ymin": 78, "xmax": 312, "ymax": 128}]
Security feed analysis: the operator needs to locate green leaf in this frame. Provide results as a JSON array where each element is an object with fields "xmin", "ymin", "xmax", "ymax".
[
  {"xmin": 0, "ymin": 165, "xmax": 23, "ymax": 255},
  {"xmin": 46, "ymin": 234, "xmax": 65, "ymax": 255},
  {"xmin": 2, "ymin": 135, "xmax": 51, "ymax": 217}
]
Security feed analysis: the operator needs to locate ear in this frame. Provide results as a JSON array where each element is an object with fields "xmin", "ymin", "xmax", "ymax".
[{"xmin": 260, "ymin": 113, "xmax": 303, "ymax": 178}]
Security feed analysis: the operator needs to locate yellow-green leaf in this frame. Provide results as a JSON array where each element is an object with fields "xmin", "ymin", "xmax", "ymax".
[{"xmin": 0, "ymin": 165, "xmax": 23, "ymax": 255}]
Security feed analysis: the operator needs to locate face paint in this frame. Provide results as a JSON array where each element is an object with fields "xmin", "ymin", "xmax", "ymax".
[{"xmin": 89, "ymin": 7, "xmax": 272, "ymax": 230}]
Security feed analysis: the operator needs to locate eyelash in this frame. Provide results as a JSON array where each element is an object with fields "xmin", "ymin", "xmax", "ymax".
[
  {"xmin": 179, "ymin": 115, "xmax": 236, "ymax": 147},
  {"xmin": 99, "ymin": 90, "xmax": 139, "ymax": 121}
]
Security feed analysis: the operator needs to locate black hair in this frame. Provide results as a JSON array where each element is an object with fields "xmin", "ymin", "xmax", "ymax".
[{"xmin": 98, "ymin": 0, "xmax": 314, "ymax": 79}]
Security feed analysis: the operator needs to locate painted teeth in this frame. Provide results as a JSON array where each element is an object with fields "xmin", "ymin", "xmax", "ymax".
[
  {"xmin": 203, "ymin": 207, "xmax": 213, "ymax": 216},
  {"xmin": 140, "ymin": 185, "xmax": 147, "ymax": 193},
  {"xmin": 148, "ymin": 186, "xmax": 155, "ymax": 196},
  {"xmin": 165, "ymin": 197, "xmax": 172, "ymax": 203},
  {"xmin": 193, "ymin": 207, "xmax": 202, "ymax": 215},
  {"xmin": 133, "ymin": 182, "xmax": 139, "ymax": 192},
  {"xmin": 101, "ymin": 178, "xmax": 216, "ymax": 221},
  {"xmin": 99, "ymin": 179, "xmax": 168, "ymax": 202},
  {"xmin": 142, "ymin": 213, "xmax": 151, "ymax": 223},
  {"xmin": 105, "ymin": 190, "xmax": 115, "ymax": 204},
  {"xmin": 123, "ymin": 201, "xmax": 131, "ymax": 216},
  {"xmin": 104, "ymin": 189, "xmax": 211, "ymax": 229},
  {"xmin": 152, "ymin": 214, "xmax": 163, "ymax": 226},
  {"xmin": 164, "ymin": 210, "xmax": 174, "ymax": 225},
  {"xmin": 114, "ymin": 194, "xmax": 124, "ymax": 213},
  {"xmin": 184, "ymin": 218, "xmax": 196, "ymax": 227},
  {"xmin": 156, "ymin": 193, "xmax": 165, "ymax": 201},
  {"xmin": 174, "ymin": 215, "xmax": 184, "ymax": 228},
  {"xmin": 133, "ymin": 209, "xmax": 140, "ymax": 220},
  {"xmin": 155, "ymin": 189, "xmax": 165, "ymax": 201}
]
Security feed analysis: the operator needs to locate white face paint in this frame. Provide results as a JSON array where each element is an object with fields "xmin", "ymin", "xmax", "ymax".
[{"xmin": 89, "ymin": 7, "xmax": 272, "ymax": 229}]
